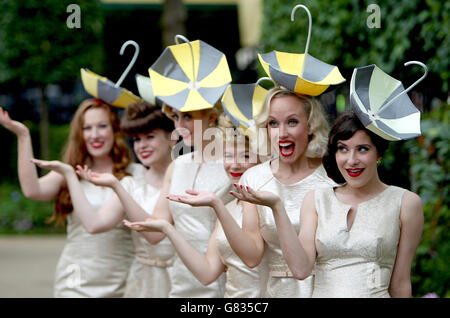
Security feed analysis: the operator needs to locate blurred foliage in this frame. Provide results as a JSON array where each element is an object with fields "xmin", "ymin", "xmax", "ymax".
[
  {"xmin": 0, "ymin": 123, "xmax": 70, "ymax": 233},
  {"xmin": 260, "ymin": 0, "xmax": 449, "ymax": 99},
  {"xmin": 406, "ymin": 102, "xmax": 449, "ymax": 297},
  {"xmin": 0, "ymin": 0, "xmax": 105, "ymax": 88}
]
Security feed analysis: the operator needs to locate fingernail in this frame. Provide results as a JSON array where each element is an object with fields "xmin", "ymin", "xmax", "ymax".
[
  {"xmin": 240, "ymin": 185, "xmax": 243, "ymax": 189},
  {"xmin": 246, "ymin": 186, "xmax": 249, "ymax": 191}
]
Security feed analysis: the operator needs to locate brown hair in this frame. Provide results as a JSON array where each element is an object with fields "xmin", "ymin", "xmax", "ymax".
[
  {"xmin": 323, "ymin": 111, "xmax": 389, "ymax": 184},
  {"xmin": 49, "ymin": 99, "xmax": 132, "ymax": 227},
  {"xmin": 121, "ymin": 101, "xmax": 174, "ymax": 135}
]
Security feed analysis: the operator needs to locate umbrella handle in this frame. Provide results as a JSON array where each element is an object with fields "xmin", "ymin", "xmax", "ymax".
[
  {"xmin": 115, "ymin": 40, "xmax": 140, "ymax": 88},
  {"xmin": 174, "ymin": 34, "xmax": 197, "ymax": 87},
  {"xmin": 291, "ymin": 4, "xmax": 312, "ymax": 78},
  {"xmin": 256, "ymin": 77, "xmax": 275, "ymax": 87},
  {"xmin": 379, "ymin": 61, "xmax": 428, "ymax": 112}
]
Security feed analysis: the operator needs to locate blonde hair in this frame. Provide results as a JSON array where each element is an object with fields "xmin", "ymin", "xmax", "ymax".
[
  {"xmin": 255, "ymin": 86, "xmax": 329, "ymax": 158},
  {"xmin": 162, "ymin": 101, "xmax": 224, "ymax": 127}
]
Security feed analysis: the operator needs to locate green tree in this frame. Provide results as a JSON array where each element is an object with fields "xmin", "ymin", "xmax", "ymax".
[
  {"xmin": 0, "ymin": 0, "xmax": 105, "ymax": 159},
  {"xmin": 260, "ymin": 0, "xmax": 449, "ymax": 100}
]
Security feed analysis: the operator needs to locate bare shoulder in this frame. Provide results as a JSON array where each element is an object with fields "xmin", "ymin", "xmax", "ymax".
[{"xmin": 400, "ymin": 190, "xmax": 424, "ymax": 223}]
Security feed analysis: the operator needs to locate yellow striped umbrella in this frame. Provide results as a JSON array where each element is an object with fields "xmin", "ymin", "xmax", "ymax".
[
  {"xmin": 350, "ymin": 61, "xmax": 428, "ymax": 141},
  {"xmin": 221, "ymin": 77, "xmax": 273, "ymax": 131},
  {"xmin": 149, "ymin": 35, "xmax": 232, "ymax": 112},
  {"xmin": 258, "ymin": 5, "xmax": 345, "ymax": 96},
  {"xmin": 81, "ymin": 40, "xmax": 142, "ymax": 108}
]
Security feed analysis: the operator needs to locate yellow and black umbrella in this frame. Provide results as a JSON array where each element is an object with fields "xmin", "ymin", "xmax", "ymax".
[
  {"xmin": 149, "ymin": 35, "xmax": 232, "ymax": 112},
  {"xmin": 350, "ymin": 61, "xmax": 428, "ymax": 141},
  {"xmin": 81, "ymin": 40, "xmax": 142, "ymax": 108},
  {"xmin": 258, "ymin": 4, "xmax": 345, "ymax": 96},
  {"xmin": 221, "ymin": 77, "xmax": 273, "ymax": 131}
]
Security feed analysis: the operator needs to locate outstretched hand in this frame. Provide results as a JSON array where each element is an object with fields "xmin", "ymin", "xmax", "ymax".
[
  {"xmin": 30, "ymin": 158, "xmax": 74, "ymax": 176},
  {"xmin": 230, "ymin": 183, "xmax": 281, "ymax": 209},
  {"xmin": 123, "ymin": 218, "xmax": 169, "ymax": 233},
  {"xmin": 0, "ymin": 107, "xmax": 29, "ymax": 137},
  {"xmin": 76, "ymin": 165, "xmax": 118, "ymax": 188},
  {"xmin": 166, "ymin": 189, "xmax": 217, "ymax": 207}
]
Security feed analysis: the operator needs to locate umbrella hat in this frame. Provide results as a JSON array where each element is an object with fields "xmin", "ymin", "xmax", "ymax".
[
  {"xmin": 350, "ymin": 61, "xmax": 428, "ymax": 141},
  {"xmin": 136, "ymin": 74, "xmax": 156, "ymax": 105},
  {"xmin": 149, "ymin": 35, "xmax": 232, "ymax": 112},
  {"xmin": 221, "ymin": 77, "xmax": 273, "ymax": 131},
  {"xmin": 258, "ymin": 4, "xmax": 345, "ymax": 96},
  {"xmin": 81, "ymin": 40, "xmax": 142, "ymax": 108}
]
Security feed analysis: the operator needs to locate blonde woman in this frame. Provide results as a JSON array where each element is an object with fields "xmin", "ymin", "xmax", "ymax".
[{"xmin": 219, "ymin": 86, "xmax": 337, "ymax": 297}]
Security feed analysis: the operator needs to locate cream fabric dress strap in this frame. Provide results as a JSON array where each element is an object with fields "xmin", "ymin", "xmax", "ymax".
[
  {"xmin": 120, "ymin": 172, "xmax": 175, "ymax": 298},
  {"xmin": 314, "ymin": 185, "xmax": 406, "ymax": 297},
  {"xmin": 53, "ymin": 163, "xmax": 143, "ymax": 298},
  {"xmin": 239, "ymin": 160, "xmax": 337, "ymax": 298},
  {"xmin": 215, "ymin": 199, "xmax": 269, "ymax": 298},
  {"xmin": 167, "ymin": 152, "xmax": 233, "ymax": 298}
]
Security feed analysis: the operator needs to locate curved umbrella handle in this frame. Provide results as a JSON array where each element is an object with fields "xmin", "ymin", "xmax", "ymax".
[
  {"xmin": 379, "ymin": 61, "xmax": 428, "ymax": 112},
  {"xmin": 174, "ymin": 34, "xmax": 197, "ymax": 88},
  {"xmin": 256, "ymin": 77, "xmax": 275, "ymax": 87},
  {"xmin": 291, "ymin": 4, "xmax": 312, "ymax": 77},
  {"xmin": 115, "ymin": 40, "xmax": 140, "ymax": 88},
  {"xmin": 291, "ymin": 4, "xmax": 312, "ymax": 57}
]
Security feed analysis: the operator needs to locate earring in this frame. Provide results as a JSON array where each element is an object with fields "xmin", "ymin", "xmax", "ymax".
[{"xmin": 377, "ymin": 158, "xmax": 382, "ymax": 166}]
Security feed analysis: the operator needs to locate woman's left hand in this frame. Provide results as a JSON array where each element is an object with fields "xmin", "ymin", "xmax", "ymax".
[
  {"xmin": 231, "ymin": 184, "xmax": 281, "ymax": 209},
  {"xmin": 30, "ymin": 158, "xmax": 74, "ymax": 176}
]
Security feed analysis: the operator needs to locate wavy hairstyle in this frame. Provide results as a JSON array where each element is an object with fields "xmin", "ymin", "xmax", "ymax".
[
  {"xmin": 121, "ymin": 101, "xmax": 174, "ymax": 136},
  {"xmin": 50, "ymin": 99, "xmax": 132, "ymax": 226},
  {"xmin": 322, "ymin": 111, "xmax": 389, "ymax": 184},
  {"xmin": 254, "ymin": 86, "xmax": 330, "ymax": 158}
]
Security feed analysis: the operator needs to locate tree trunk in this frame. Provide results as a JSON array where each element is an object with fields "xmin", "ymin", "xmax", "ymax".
[
  {"xmin": 162, "ymin": 0, "xmax": 187, "ymax": 47},
  {"xmin": 39, "ymin": 89, "xmax": 49, "ymax": 161}
]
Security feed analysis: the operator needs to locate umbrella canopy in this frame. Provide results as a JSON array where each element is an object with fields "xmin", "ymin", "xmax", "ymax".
[
  {"xmin": 81, "ymin": 40, "xmax": 142, "ymax": 108},
  {"xmin": 149, "ymin": 36, "xmax": 232, "ymax": 112},
  {"xmin": 258, "ymin": 4, "xmax": 345, "ymax": 96},
  {"xmin": 81, "ymin": 68, "xmax": 141, "ymax": 108},
  {"xmin": 350, "ymin": 62, "xmax": 428, "ymax": 141},
  {"xmin": 135, "ymin": 74, "xmax": 156, "ymax": 105},
  {"xmin": 221, "ymin": 77, "xmax": 271, "ymax": 131}
]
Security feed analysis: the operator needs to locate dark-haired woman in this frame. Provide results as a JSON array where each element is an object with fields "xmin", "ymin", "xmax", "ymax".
[
  {"xmin": 0, "ymin": 100, "xmax": 138, "ymax": 297},
  {"xmin": 234, "ymin": 111, "xmax": 423, "ymax": 297},
  {"xmin": 31, "ymin": 101, "xmax": 176, "ymax": 297}
]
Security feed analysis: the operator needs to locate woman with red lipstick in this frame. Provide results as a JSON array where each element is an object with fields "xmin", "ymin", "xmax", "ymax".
[
  {"xmin": 215, "ymin": 86, "xmax": 336, "ymax": 298},
  {"xmin": 125, "ymin": 116, "xmax": 268, "ymax": 297},
  {"xmin": 123, "ymin": 102, "xmax": 233, "ymax": 298},
  {"xmin": 236, "ymin": 111, "xmax": 424, "ymax": 297},
  {"xmin": 0, "ymin": 99, "xmax": 138, "ymax": 297},
  {"xmin": 32, "ymin": 101, "xmax": 177, "ymax": 297}
]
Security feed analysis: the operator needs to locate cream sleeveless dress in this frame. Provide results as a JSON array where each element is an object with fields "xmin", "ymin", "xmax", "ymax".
[
  {"xmin": 120, "ymin": 173, "xmax": 175, "ymax": 298},
  {"xmin": 313, "ymin": 185, "xmax": 406, "ymax": 298},
  {"xmin": 216, "ymin": 199, "xmax": 269, "ymax": 298},
  {"xmin": 240, "ymin": 160, "xmax": 336, "ymax": 298},
  {"xmin": 167, "ymin": 152, "xmax": 233, "ymax": 298},
  {"xmin": 53, "ymin": 163, "xmax": 143, "ymax": 298}
]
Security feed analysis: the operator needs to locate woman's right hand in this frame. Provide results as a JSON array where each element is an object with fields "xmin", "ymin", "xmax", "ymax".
[
  {"xmin": 75, "ymin": 165, "xmax": 118, "ymax": 188},
  {"xmin": 0, "ymin": 107, "xmax": 29, "ymax": 137},
  {"xmin": 31, "ymin": 158, "xmax": 74, "ymax": 176},
  {"xmin": 123, "ymin": 218, "xmax": 169, "ymax": 233},
  {"xmin": 166, "ymin": 189, "xmax": 218, "ymax": 207}
]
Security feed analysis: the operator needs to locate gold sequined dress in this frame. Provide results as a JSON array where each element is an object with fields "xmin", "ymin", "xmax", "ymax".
[
  {"xmin": 53, "ymin": 163, "xmax": 143, "ymax": 298},
  {"xmin": 215, "ymin": 199, "xmax": 269, "ymax": 298},
  {"xmin": 120, "ymin": 173, "xmax": 175, "ymax": 298},
  {"xmin": 167, "ymin": 152, "xmax": 233, "ymax": 298},
  {"xmin": 240, "ymin": 160, "xmax": 336, "ymax": 298},
  {"xmin": 313, "ymin": 186, "xmax": 406, "ymax": 298}
]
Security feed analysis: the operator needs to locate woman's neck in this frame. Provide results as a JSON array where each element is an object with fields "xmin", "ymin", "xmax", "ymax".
[
  {"xmin": 271, "ymin": 155, "xmax": 321, "ymax": 184},
  {"xmin": 90, "ymin": 155, "xmax": 114, "ymax": 173},
  {"xmin": 146, "ymin": 157, "xmax": 171, "ymax": 187},
  {"xmin": 340, "ymin": 174, "xmax": 387, "ymax": 200}
]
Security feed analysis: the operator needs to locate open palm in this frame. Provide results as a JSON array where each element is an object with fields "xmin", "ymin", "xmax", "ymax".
[
  {"xmin": 166, "ymin": 189, "xmax": 217, "ymax": 207},
  {"xmin": 231, "ymin": 184, "xmax": 281, "ymax": 209},
  {"xmin": 123, "ymin": 218, "xmax": 168, "ymax": 233},
  {"xmin": 0, "ymin": 107, "xmax": 29, "ymax": 136},
  {"xmin": 31, "ymin": 158, "xmax": 74, "ymax": 176},
  {"xmin": 76, "ymin": 165, "xmax": 117, "ymax": 188}
]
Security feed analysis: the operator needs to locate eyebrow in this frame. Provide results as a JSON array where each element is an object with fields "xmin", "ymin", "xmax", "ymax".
[{"xmin": 337, "ymin": 141, "xmax": 372, "ymax": 148}]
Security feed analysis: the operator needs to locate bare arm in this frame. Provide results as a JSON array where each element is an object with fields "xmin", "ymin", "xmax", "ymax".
[
  {"xmin": 389, "ymin": 191, "xmax": 424, "ymax": 298},
  {"xmin": 121, "ymin": 161, "xmax": 175, "ymax": 244},
  {"xmin": 0, "ymin": 107, "xmax": 63, "ymax": 200},
  {"xmin": 166, "ymin": 188, "xmax": 265, "ymax": 268}
]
